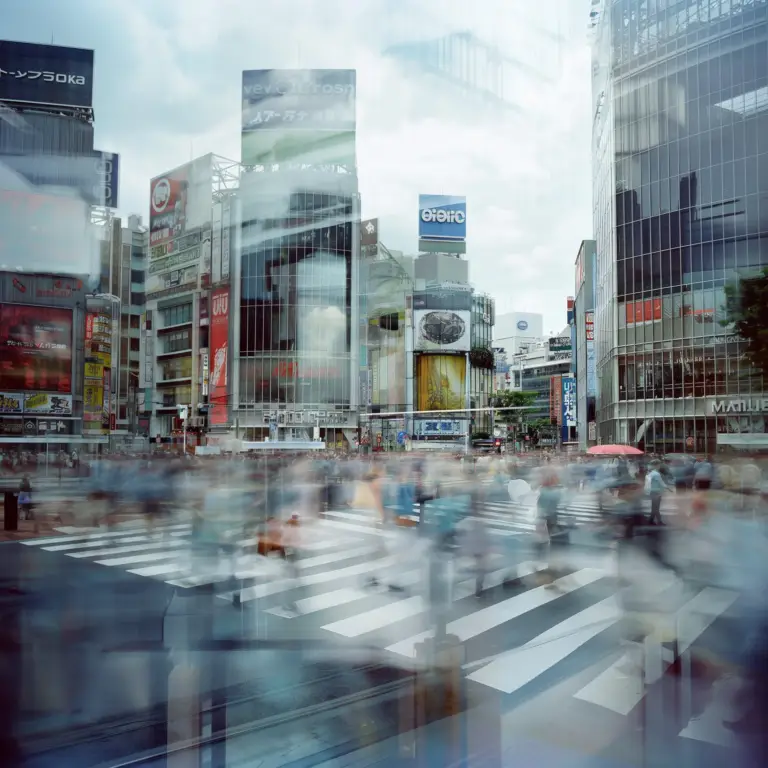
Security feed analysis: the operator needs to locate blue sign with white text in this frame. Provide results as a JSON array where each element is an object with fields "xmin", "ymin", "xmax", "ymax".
[{"xmin": 418, "ymin": 194, "xmax": 466, "ymax": 242}]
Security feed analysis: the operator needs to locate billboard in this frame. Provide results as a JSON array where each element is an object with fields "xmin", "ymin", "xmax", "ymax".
[
  {"xmin": 0, "ymin": 393, "xmax": 23, "ymax": 413},
  {"xmin": 149, "ymin": 155, "xmax": 212, "ymax": 250},
  {"xmin": 412, "ymin": 288, "xmax": 472, "ymax": 312},
  {"xmin": 0, "ymin": 190, "xmax": 97, "ymax": 276},
  {"xmin": 416, "ymin": 355, "xmax": 466, "ymax": 411},
  {"xmin": 0, "ymin": 150, "xmax": 119, "ymax": 207},
  {"xmin": 361, "ymin": 218, "xmax": 378, "ymax": 248},
  {"xmin": 562, "ymin": 377, "xmax": 577, "ymax": 428},
  {"xmin": 414, "ymin": 309, "xmax": 470, "ymax": 352},
  {"xmin": 23, "ymin": 392, "xmax": 73, "ymax": 415},
  {"xmin": 209, "ymin": 287, "xmax": 230, "ymax": 425},
  {"xmin": 418, "ymin": 195, "xmax": 466, "ymax": 243},
  {"xmin": 0, "ymin": 305, "xmax": 72, "ymax": 392},
  {"xmin": 0, "ymin": 41, "xmax": 93, "ymax": 108},
  {"xmin": 586, "ymin": 342, "xmax": 597, "ymax": 398},
  {"xmin": 626, "ymin": 298, "xmax": 662, "ymax": 324},
  {"xmin": 241, "ymin": 69, "xmax": 356, "ymax": 166}
]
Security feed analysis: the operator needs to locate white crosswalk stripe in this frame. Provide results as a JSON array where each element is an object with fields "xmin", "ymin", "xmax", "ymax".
[{"xmin": 20, "ymin": 500, "xmax": 737, "ymax": 738}]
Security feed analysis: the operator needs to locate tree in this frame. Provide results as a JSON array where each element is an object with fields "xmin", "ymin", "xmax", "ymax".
[
  {"xmin": 723, "ymin": 268, "xmax": 768, "ymax": 376},
  {"xmin": 491, "ymin": 390, "xmax": 536, "ymax": 418}
]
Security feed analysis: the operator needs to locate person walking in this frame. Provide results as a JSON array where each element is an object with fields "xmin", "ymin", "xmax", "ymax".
[{"xmin": 645, "ymin": 460, "xmax": 670, "ymax": 526}]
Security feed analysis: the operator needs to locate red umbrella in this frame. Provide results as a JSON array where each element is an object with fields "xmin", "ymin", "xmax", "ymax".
[{"xmin": 587, "ymin": 444, "xmax": 644, "ymax": 456}]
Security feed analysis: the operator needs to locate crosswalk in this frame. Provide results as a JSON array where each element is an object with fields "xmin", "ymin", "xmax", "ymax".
[{"xmin": 19, "ymin": 502, "xmax": 739, "ymax": 744}]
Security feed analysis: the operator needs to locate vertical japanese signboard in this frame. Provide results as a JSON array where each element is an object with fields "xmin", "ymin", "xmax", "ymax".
[{"xmin": 209, "ymin": 287, "xmax": 229, "ymax": 425}]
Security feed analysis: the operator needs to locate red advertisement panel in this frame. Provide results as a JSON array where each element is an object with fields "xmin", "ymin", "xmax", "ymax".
[
  {"xmin": 210, "ymin": 287, "xmax": 230, "ymax": 425},
  {"xmin": 149, "ymin": 169, "xmax": 189, "ymax": 248},
  {"xmin": 0, "ymin": 305, "xmax": 72, "ymax": 392},
  {"xmin": 626, "ymin": 298, "xmax": 662, "ymax": 324}
]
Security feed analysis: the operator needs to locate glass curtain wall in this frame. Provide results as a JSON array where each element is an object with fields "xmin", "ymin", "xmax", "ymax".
[
  {"xmin": 594, "ymin": 0, "xmax": 768, "ymax": 451},
  {"xmin": 239, "ymin": 190, "xmax": 354, "ymax": 433}
]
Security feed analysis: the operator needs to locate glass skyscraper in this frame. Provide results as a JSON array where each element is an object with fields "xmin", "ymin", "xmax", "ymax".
[
  {"xmin": 592, "ymin": 0, "xmax": 768, "ymax": 453},
  {"xmin": 233, "ymin": 169, "xmax": 360, "ymax": 445}
]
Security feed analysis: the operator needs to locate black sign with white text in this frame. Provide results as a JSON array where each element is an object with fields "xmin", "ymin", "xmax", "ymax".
[{"xmin": 0, "ymin": 41, "xmax": 93, "ymax": 108}]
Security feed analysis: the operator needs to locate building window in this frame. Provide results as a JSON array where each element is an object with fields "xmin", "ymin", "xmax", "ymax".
[
  {"xmin": 160, "ymin": 358, "xmax": 192, "ymax": 381},
  {"xmin": 130, "ymin": 338, "xmax": 140, "ymax": 352},
  {"xmin": 162, "ymin": 330, "xmax": 191, "ymax": 353},
  {"xmin": 162, "ymin": 303, "xmax": 193, "ymax": 326},
  {"xmin": 131, "ymin": 269, "xmax": 144, "ymax": 284},
  {"xmin": 130, "ymin": 315, "xmax": 140, "ymax": 329},
  {"xmin": 131, "ymin": 292, "xmax": 145, "ymax": 306}
]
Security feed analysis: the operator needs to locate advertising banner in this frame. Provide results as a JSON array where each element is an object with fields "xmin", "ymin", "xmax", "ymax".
[
  {"xmin": 0, "ymin": 393, "xmax": 23, "ymax": 414},
  {"xmin": 412, "ymin": 289, "xmax": 473, "ymax": 312},
  {"xmin": 23, "ymin": 392, "xmax": 73, "ymax": 415},
  {"xmin": 562, "ymin": 376, "xmax": 577, "ymax": 428},
  {"xmin": 0, "ymin": 305, "xmax": 72, "ymax": 392},
  {"xmin": 149, "ymin": 156, "xmax": 212, "ymax": 250},
  {"xmin": 414, "ymin": 309, "xmax": 470, "ymax": 353},
  {"xmin": 0, "ymin": 151, "xmax": 119, "ymax": 207},
  {"xmin": 241, "ymin": 69, "xmax": 356, "ymax": 166},
  {"xmin": 585, "ymin": 311, "xmax": 595, "ymax": 341},
  {"xmin": 416, "ymin": 355, "xmax": 466, "ymax": 411},
  {"xmin": 413, "ymin": 419, "xmax": 465, "ymax": 437},
  {"xmin": 0, "ymin": 190, "xmax": 97, "ymax": 276},
  {"xmin": 0, "ymin": 420, "xmax": 22, "ymax": 436},
  {"xmin": 550, "ymin": 375, "xmax": 562, "ymax": 425},
  {"xmin": 586, "ymin": 342, "xmax": 597, "ymax": 398},
  {"xmin": 361, "ymin": 218, "xmax": 378, "ymax": 248},
  {"xmin": 209, "ymin": 287, "xmax": 230, "ymax": 425},
  {"xmin": 549, "ymin": 336, "xmax": 571, "ymax": 353},
  {"xmin": 200, "ymin": 349, "xmax": 210, "ymax": 397},
  {"xmin": 221, "ymin": 197, "xmax": 231, "ymax": 280},
  {"xmin": 0, "ymin": 41, "xmax": 93, "ymax": 108},
  {"xmin": 626, "ymin": 298, "xmax": 661, "ymax": 324},
  {"xmin": 418, "ymin": 195, "xmax": 467, "ymax": 243},
  {"xmin": 84, "ymin": 361, "xmax": 103, "ymax": 380}
]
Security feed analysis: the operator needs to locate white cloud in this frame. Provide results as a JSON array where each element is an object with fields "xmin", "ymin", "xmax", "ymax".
[{"xmin": 4, "ymin": 0, "xmax": 594, "ymax": 329}]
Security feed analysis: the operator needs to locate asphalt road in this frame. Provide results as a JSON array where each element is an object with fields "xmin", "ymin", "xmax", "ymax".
[{"xmin": 0, "ymin": 511, "xmax": 756, "ymax": 767}]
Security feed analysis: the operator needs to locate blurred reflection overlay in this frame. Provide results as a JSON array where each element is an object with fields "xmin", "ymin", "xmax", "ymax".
[{"xmin": 1, "ymin": 2, "xmax": 768, "ymax": 768}]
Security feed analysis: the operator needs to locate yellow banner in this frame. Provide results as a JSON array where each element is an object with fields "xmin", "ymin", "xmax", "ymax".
[
  {"xmin": 84, "ymin": 384, "xmax": 104, "ymax": 409},
  {"xmin": 84, "ymin": 362, "xmax": 104, "ymax": 380}
]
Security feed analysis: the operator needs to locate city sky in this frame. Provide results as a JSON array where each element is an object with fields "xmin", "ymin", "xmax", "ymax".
[{"xmin": 4, "ymin": 0, "xmax": 593, "ymax": 333}]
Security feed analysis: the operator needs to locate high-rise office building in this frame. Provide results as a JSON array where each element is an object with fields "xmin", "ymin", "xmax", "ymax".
[{"xmin": 591, "ymin": 1, "xmax": 768, "ymax": 453}]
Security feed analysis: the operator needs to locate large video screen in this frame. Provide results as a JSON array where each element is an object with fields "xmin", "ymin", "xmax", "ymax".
[
  {"xmin": 0, "ymin": 304, "xmax": 73, "ymax": 392},
  {"xmin": 416, "ymin": 354, "xmax": 466, "ymax": 411}
]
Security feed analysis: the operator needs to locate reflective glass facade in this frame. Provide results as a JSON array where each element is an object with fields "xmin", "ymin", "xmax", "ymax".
[
  {"xmin": 234, "ymin": 172, "xmax": 359, "ymax": 440},
  {"xmin": 593, "ymin": 0, "xmax": 768, "ymax": 452},
  {"xmin": 471, "ymin": 292, "xmax": 495, "ymax": 433}
]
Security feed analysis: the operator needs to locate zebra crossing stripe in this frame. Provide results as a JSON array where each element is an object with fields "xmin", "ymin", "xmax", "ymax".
[
  {"xmin": 573, "ymin": 586, "xmax": 738, "ymax": 715},
  {"xmin": 21, "ymin": 522, "xmax": 191, "ymax": 546},
  {"xmin": 226, "ymin": 555, "xmax": 397, "ymax": 603},
  {"xmin": 467, "ymin": 596, "xmax": 621, "ymax": 694},
  {"xmin": 267, "ymin": 587, "xmax": 369, "ymax": 617},
  {"xmin": 385, "ymin": 568, "xmax": 606, "ymax": 659},
  {"xmin": 68, "ymin": 536, "xmax": 187, "ymax": 559},
  {"xmin": 322, "ymin": 596, "xmax": 426, "ymax": 638}
]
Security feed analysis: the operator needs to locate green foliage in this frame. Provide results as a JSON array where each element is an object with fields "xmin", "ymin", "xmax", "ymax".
[
  {"xmin": 723, "ymin": 267, "xmax": 768, "ymax": 375},
  {"xmin": 491, "ymin": 390, "xmax": 537, "ymax": 424},
  {"xmin": 469, "ymin": 346, "xmax": 495, "ymax": 370}
]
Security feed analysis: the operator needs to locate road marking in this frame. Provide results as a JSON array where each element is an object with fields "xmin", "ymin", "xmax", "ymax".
[
  {"xmin": 323, "ymin": 596, "xmax": 425, "ymax": 638},
  {"xmin": 573, "ymin": 587, "xmax": 739, "ymax": 715},
  {"xmin": 386, "ymin": 568, "xmax": 606, "ymax": 659},
  {"xmin": 267, "ymin": 587, "xmax": 368, "ymax": 617},
  {"xmin": 467, "ymin": 596, "xmax": 621, "ymax": 694}
]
